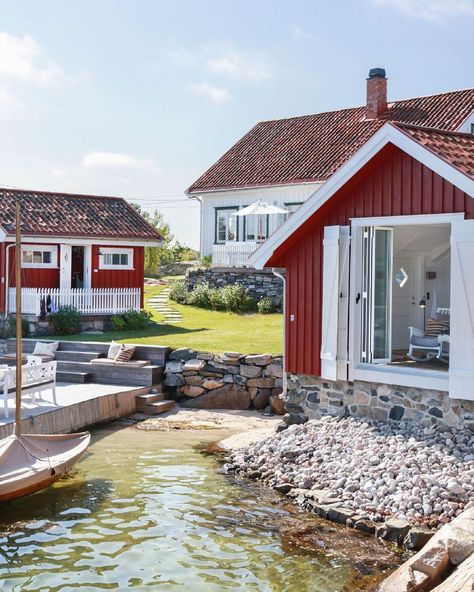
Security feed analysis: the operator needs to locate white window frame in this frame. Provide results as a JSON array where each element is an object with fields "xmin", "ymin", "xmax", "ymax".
[
  {"xmin": 348, "ymin": 213, "xmax": 464, "ymax": 393},
  {"xmin": 99, "ymin": 247, "xmax": 134, "ymax": 270},
  {"xmin": 21, "ymin": 245, "xmax": 58, "ymax": 269},
  {"xmin": 215, "ymin": 207, "xmax": 238, "ymax": 244}
]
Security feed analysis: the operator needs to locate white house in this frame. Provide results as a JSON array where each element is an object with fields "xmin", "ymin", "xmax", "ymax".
[{"xmin": 186, "ymin": 69, "xmax": 474, "ymax": 268}]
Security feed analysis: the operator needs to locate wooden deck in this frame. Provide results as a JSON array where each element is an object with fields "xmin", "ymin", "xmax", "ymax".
[{"xmin": 0, "ymin": 381, "xmax": 149, "ymax": 439}]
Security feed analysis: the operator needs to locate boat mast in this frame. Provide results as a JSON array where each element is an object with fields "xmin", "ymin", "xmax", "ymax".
[{"xmin": 14, "ymin": 199, "xmax": 22, "ymax": 436}]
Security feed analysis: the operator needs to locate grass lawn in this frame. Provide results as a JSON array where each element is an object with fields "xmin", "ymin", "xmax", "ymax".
[{"xmin": 57, "ymin": 284, "xmax": 283, "ymax": 354}]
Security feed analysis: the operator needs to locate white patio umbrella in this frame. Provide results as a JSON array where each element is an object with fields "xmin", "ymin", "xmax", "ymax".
[{"xmin": 233, "ymin": 200, "xmax": 289, "ymax": 242}]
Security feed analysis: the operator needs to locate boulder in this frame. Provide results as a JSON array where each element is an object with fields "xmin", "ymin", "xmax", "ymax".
[
  {"xmin": 183, "ymin": 359, "xmax": 206, "ymax": 372},
  {"xmin": 244, "ymin": 354, "xmax": 273, "ymax": 366},
  {"xmin": 430, "ymin": 551, "xmax": 474, "ymax": 591},
  {"xmin": 273, "ymin": 483, "xmax": 292, "ymax": 494},
  {"xmin": 404, "ymin": 527, "xmax": 435, "ymax": 551},
  {"xmin": 202, "ymin": 379, "xmax": 225, "ymax": 390},
  {"xmin": 185, "ymin": 376, "xmax": 205, "ymax": 386},
  {"xmin": 222, "ymin": 374, "xmax": 234, "ymax": 383},
  {"xmin": 165, "ymin": 361, "xmax": 183, "ymax": 374},
  {"xmin": 234, "ymin": 375, "xmax": 247, "ymax": 387},
  {"xmin": 253, "ymin": 389, "xmax": 272, "ymax": 410},
  {"xmin": 263, "ymin": 363, "xmax": 283, "ymax": 378},
  {"xmin": 327, "ymin": 506, "xmax": 355, "ymax": 525},
  {"xmin": 216, "ymin": 355, "xmax": 241, "ymax": 366},
  {"xmin": 196, "ymin": 352, "xmax": 214, "ymax": 360},
  {"xmin": 169, "ymin": 348, "xmax": 197, "ymax": 361},
  {"xmin": 163, "ymin": 373, "xmax": 185, "ymax": 387},
  {"xmin": 376, "ymin": 518, "xmax": 411, "ymax": 545},
  {"xmin": 181, "ymin": 385, "xmax": 205, "ymax": 398},
  {"xmin": 247, "ymin": 377, "xmax": 275, "ymax": 388},
  {"xmin": 180, "ymin": 384, "xmax": 251, "ymax": 410},
  {"xmin": 224, "ymin": 352, "xmax": 242, "ymax": 359},
  {"xmin": 270, "ymin": 394, "xmax": 286, "ymax": 415},
  {"xmin": 282, "ymin": 413, "xmax": 308, "ymax": 426},
  {"xmin": 239, "ymin": 364, "xmax": 262, "ymax": 378}
]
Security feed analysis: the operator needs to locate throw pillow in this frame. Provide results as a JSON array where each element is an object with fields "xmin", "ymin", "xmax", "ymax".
[
  {"xmin": 32, "ymin": 341, "xmax": 60, "ymax": 357},
  {"xmin": 115, "ymin": 344, "xmax": 135, "ymax": 363},
  {"xmin": 107, "ymin": 341, "xmax": 122, "ymax": 360},
  {"xmin": 425, "ymin": 318, "xmax": 450, "ymax": 337}
]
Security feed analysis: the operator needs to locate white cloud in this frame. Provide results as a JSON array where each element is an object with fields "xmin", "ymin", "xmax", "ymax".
[
  {"xmin": 291, "ymin": 24, "xmax": 310, "ymax": 40},
  {"xmin": 373, "ymin": 0, "xmax": 474, "ymax": 20},
  {"xmin": 207, "ymin": 50, "xmax": 271, "ymax": 81},
  {"xmin": 0, "ymin": 32, "xmax": 64, "ymax": 84},
  {"xmin": 82, "ymin": 151, "xmax": 159, "ymax": 172},
  {"xmin": 189, "ymin": 82, "xmax": 231, "ymax": 104}
]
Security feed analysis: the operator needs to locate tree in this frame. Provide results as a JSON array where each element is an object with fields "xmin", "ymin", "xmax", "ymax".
[{"xmin": 132, "ymin": 203, "xmax": 196, "ymax": 276}]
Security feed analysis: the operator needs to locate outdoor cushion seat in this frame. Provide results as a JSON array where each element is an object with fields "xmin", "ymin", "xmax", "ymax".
[
  {"xmin": 90, "ymin": 358, "xmax": 151, "ymax": 367},
  {"xmin": 410, "ymin": 336, "xmax": 440, "ymax": 348}
]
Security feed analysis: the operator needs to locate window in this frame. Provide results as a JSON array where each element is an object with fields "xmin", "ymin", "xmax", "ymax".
[
  {"xmin": 244, "ymin": 214, "xmax": 268, "ymax": 241},
  {"xmin": 99, "ymin": 248, "xmax": 133, "ymax": 270},
  {"xmin": 21, "ymin": 246, "xmax": 57, "ymax": 268},
  {"xmin": 215, "ymin": 208, "xmax": 238, "ymax": 243}
]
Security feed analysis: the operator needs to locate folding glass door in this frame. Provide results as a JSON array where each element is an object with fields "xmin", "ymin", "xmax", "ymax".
[{"xmin": 361, "ymin": 227, "xmax": 393, "ymax": 363}]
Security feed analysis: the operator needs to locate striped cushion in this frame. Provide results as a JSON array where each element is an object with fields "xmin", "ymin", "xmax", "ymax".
[
  {"xmin": 425, "ymin": 318, "xmax": 450, "ymax": 337},
  {"xmin": 114, "ymin": 344, "xmax": 135, "ymax": 363}
]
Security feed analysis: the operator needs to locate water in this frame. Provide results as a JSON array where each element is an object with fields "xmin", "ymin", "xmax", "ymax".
[{"xmin": 0, "ymin": 424, "xmax": 404, "ymax": 591}]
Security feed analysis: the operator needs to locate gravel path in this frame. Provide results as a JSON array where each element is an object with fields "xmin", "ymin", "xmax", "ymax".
[{"xmin": 225, "ymin": 415, "xmax": 474, "ymax": 528}]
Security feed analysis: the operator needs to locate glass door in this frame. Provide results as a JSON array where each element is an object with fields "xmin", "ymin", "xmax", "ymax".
[{"xmin": 361, "ymin": 227, "xmax": 393, "ymax": 363}]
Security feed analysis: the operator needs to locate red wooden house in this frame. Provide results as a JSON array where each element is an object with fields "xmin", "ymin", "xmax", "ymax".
[
  {"xmin": 250, "ymin": 122, "xmax": 474, "ymax": 429},
  {"xmin": 0, "ymin": 189, "xmax": 162, "ymax": 318}
]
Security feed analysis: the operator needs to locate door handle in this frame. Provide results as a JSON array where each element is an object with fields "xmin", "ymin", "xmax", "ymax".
[{"xmin": 356, "ymin": 293, "xmax": 361, "ymax": 304}]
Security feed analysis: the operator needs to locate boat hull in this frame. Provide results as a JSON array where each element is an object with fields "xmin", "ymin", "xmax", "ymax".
[{"xmin": 0, "ymin": 432, "xmax": 91, "ymax": 503}]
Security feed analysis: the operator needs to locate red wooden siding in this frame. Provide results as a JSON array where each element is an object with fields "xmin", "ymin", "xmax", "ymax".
[
  {"xmin": 271, "ymin": 145, "xmax": 474, "ymax": 376},
  {"xmin": 91, "ymin": 245, "xmax": 145, "ymax": 307},
  {"xmin": 7, "ymin": 244, "xmax": 60, "ymax": 290}
]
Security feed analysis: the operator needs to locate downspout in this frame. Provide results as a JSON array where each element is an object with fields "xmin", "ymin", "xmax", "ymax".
[
  {"xmin": 272, "ymin": 268, "xmax": 287, "ymax": 397},
  {"xmin": 3, "ymin": 243, "xmax": 15, "ymax": 318}
]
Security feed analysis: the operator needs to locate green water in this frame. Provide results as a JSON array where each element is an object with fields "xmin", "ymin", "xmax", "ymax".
[{"xmin": 0, "ymin": 424, "xmax": 402, "ymax": 591}]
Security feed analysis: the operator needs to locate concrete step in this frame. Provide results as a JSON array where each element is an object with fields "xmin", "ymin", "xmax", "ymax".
[
  {"xmin": 55, "ymin": 350, "xmax": 106, "ymax": 362},
  {"xmin": 144, "ymin": 400, "xmax": 176, "ymax": 415},
  {"xmin": 135, "ymin": 392, "xmax": 165, "ymax": 412},
  {"xmin": 57, "ymin": 370, "xmax": 92, "ymax": 383}
]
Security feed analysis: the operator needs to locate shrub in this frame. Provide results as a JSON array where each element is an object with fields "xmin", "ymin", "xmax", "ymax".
[
  {"xmin": 169, "ymin": 280, "xmax": 190, "ymax": 304},
  {"xmin": 188, "ymin": 283, "xmax": 212, "ymax": 309},
  {"xmin": 5, "ymin": 317, "xmax": 29, "ymax": 338},
  {"xmin": 257, "ymin": 296, "xmax": 276, "ymax": 314},
  {"xmin": 111, "ymin": 309, "xmax": 151, "ymax": 331},
  {"xmin": 219, "ymin": 284, "xmax": 255, "ymax": 312},
  {"xmin": 49, "ymin": 306, "xmax": 81, "ymax": 335},
  {"xmin": 207, "ymin": 287, "xmax": 224, "ymax": 311},
  {"xmin": 201, "ymin": 255, "xmax": 212, "ymax": 268},
  {"xmin": 111, "ymin": 315, "xmax": 127, "ymax": 331}
]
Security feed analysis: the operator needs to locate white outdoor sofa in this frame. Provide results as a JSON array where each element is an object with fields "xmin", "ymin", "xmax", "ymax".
[{"xmin": 1, "ymin": 359, "xmax": 58, "ymax": 419}]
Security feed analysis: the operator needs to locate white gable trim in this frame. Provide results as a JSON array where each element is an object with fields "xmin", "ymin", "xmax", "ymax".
[{"xmin": 249, "ymin": 123, "xmax": 474, "ymax": 269}]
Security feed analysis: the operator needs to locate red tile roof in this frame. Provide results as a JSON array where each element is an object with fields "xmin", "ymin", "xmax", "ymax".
[
  {"xmin": 187, "ymin": 88, "xmax": 474, "ymax": 193},
  {"xmin": 395, "ymin": 124, "xmax": 474, "ymax": 179},
  {"xmin": 0, "ymin": 189, "xmax": 162, "ymax": 241}
]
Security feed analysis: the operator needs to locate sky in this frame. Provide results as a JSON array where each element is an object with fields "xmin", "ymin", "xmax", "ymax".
[{"xmin": 0, "ymin": 0, "xmax": 472, "ymax": 250}]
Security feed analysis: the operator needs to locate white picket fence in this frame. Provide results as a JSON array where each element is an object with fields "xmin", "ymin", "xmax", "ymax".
[
  {"xmin": 8, "ymin": 287, "xmax": 141, "ymax": 315},
  {"xmin": 212, "ymin": 241, "xmax": 258, "ymax": 267}
]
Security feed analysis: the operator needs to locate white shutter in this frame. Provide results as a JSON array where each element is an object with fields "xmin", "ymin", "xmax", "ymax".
[
  {"xmin": 59, "ymin": 244, "xmax": 72, "ymax": 290},
  {"xmin": 321, "ymin": 225, "xmax": 350, "ymax": 381},
  {"xmin": 449, "ymin": 219, "xmax": 474, "ymax": 400}
]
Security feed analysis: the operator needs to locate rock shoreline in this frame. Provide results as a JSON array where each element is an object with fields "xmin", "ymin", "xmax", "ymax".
[{"xmin": 223, "ymin": 415, "xmax": 474, "ymax": 550}]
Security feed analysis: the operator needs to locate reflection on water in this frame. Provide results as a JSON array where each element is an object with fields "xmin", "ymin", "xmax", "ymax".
[{"xmin": 0, "ymin": 425, "xmax": 402, "ymax": 591}]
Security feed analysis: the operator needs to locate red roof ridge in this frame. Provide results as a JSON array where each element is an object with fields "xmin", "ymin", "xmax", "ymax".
[{"xmin": 392, "ymin": 122, "xmax": 474, "ymax": 139}]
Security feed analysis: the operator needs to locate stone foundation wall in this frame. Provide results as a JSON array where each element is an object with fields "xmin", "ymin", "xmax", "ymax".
[
  {"xmin": 285, "ymin": 374, "xmax": 474, "ymax": 432},
  {"xmin": 163, "ymin": 348, "xmax": 285, "ymax": 413},
  {"xmin": 186, "ymin": 268, "xmax": 284, "ymax": 308}
]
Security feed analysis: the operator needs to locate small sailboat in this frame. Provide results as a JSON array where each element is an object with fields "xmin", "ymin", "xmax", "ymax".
[{"xmin": 0, "ymin": 200, "xmax": 90, "ymax": 503}]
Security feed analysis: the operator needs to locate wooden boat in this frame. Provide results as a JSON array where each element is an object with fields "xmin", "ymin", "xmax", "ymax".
[{"xmin": 0, "ymin": 200, "xmax": 90, "ymax": 502}]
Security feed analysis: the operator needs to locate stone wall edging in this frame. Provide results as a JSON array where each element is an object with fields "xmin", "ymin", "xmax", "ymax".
[{"xmin": 163, "ymin": 347, "xmax": 285, "ymax": 413}]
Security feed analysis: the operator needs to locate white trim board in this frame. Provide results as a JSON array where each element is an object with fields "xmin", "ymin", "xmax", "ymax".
[
  {"xmin": 2, "ymin": 236, "xmax": 161, "ymax": 247},
  {"xmin": 249, "ymin": 122, "xmax": 474, "ymax": 269}
]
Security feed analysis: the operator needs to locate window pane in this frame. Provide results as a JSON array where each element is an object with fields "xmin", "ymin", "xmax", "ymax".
[
  {"xmin": 22, "ymin": 251, "xmax": 32, "ymax": 263},
  {"xmin": 103, "ymin": 254, "xmax": 112, "ymax": 265},
  {"xmin": 32, "ymin": 251, "xmax": 42, "ymax": 263},
  {"xmin": 228, "ymin": 214, "xmax": 237, "ymax": 241},
  {"xmin": 43, "ymin": 251, "xmax": 52, "ymax": 264},
  {"xmin": 120, "ymin": 254, "xmax": 128, "ymax": 265},
  {"xmin": 217, "ymin": 213, "xmax": 226, "ymax": 242},
  {"xmin": 112, "ymin": 253, "xmax": 120, "ymax": 265}
]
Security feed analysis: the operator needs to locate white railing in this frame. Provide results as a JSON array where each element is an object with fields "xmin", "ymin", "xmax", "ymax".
[
  {"xmin": 212, "ymin": 241, "xmax": 259, "ymax": 267},
  {"xmin": 8, "ymin": 287, "xmax": 141, "ymax": 316}
]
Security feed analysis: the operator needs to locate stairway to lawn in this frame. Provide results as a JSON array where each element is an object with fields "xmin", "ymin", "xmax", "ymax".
[{"xmin": 147, "ymin": 287, "xmax": 183, "ymax": 323}]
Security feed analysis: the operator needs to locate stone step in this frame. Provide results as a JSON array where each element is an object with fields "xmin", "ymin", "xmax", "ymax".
[
  {"xmin": 57, "ymin": 370, "xmax": 92, "ymax": 383},
  {"xmin": 145, "ymin": 400, "xmax": 176, "ymax": 415},
  {"xmin": 135, "ymin": 392, "xmax": 165, "ymax": 412},
  {"xmin": 55, "ymin": 350, "xmax": 106, "ymax": 362}
]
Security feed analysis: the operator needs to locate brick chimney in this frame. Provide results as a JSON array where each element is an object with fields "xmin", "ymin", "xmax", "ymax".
[{"xmin": 366, "ymin": 68, "xmax": 387, "ymax": 120}]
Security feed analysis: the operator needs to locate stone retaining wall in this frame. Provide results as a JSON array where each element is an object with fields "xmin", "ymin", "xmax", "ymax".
[
  {"xmin": 285, "ymin": 374, "xmax": 474, "ymax": 432},
  {"xmin": 186, "ymin": 268, "xmax": 284, "ymax": 309},
  {"xmin": 163, "ymin": 348, "xmax": 285, "ymax": 413}
]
